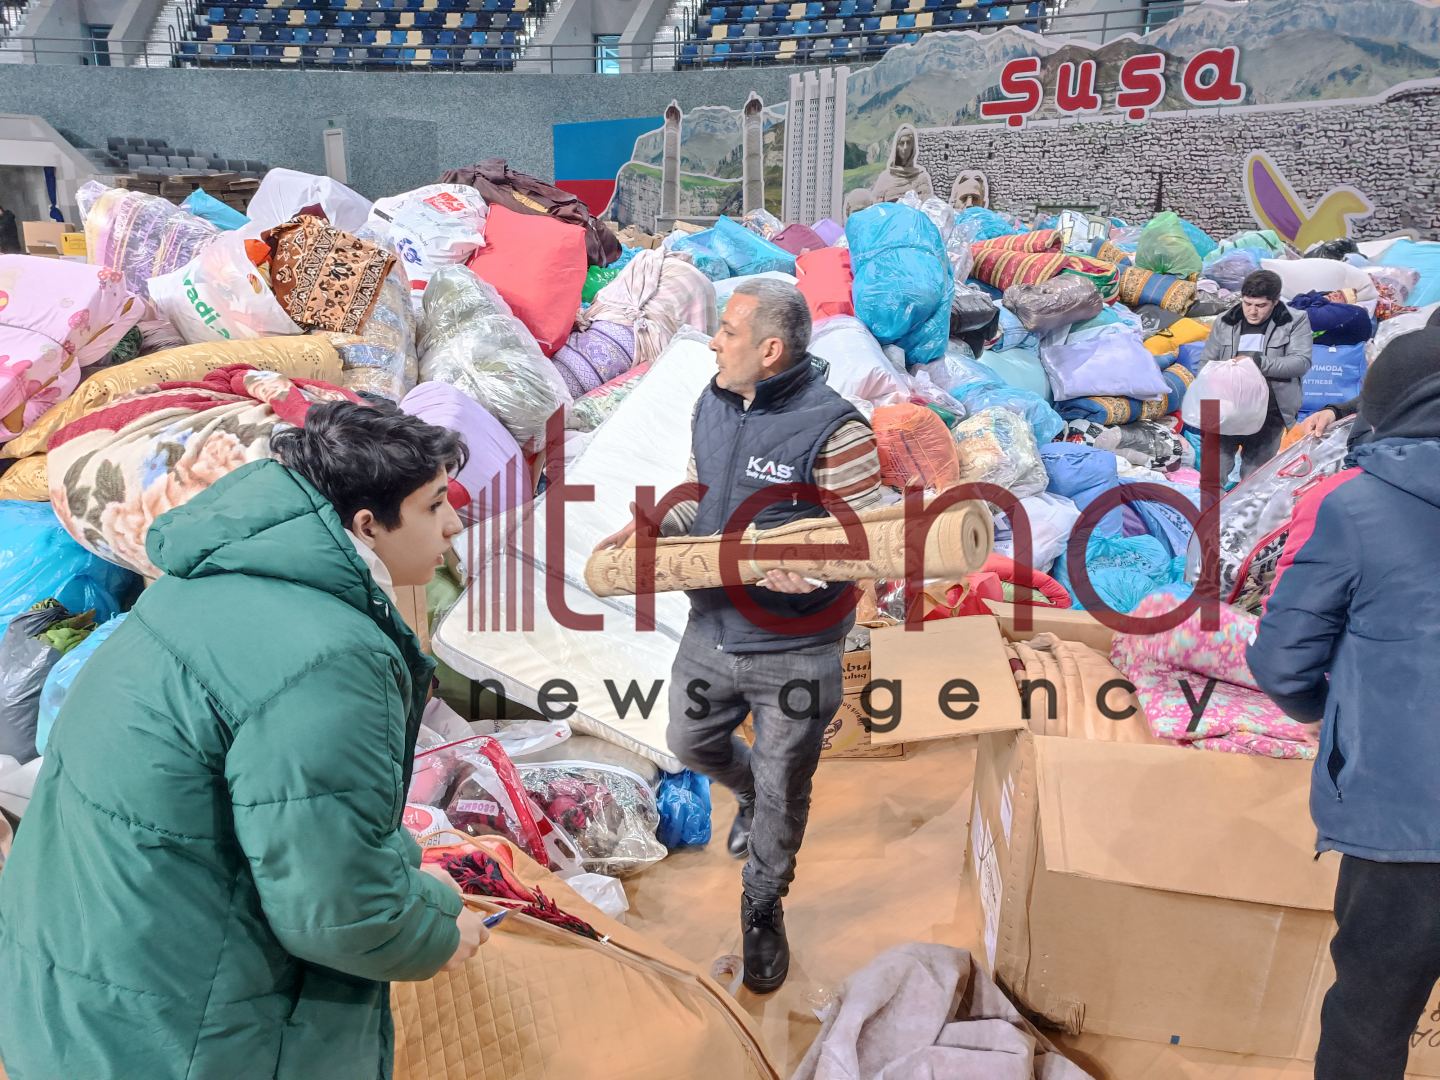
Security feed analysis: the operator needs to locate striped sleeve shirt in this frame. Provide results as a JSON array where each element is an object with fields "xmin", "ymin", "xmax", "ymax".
[{"xmin": 659, "ymin": 419, "xmax": 885, "ymax": 537}]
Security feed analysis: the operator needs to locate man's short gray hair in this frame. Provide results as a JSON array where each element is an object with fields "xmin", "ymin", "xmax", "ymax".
[{"xmin": 732, "ymin": 278, "xmax": 812, "ymax": 366}]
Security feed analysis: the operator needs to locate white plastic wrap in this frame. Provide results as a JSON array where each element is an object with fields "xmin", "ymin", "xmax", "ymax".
[
  {"xmin": 1369, "ymin": 302, "xmax": 1440, "ymax": 365},
  {"xmin": 418, "ymin": 264, "xmax": 568, "ymax": 445},
  {"xmin": 993, "ymin": 490, "xmax": 1082, "ymax": 572},
  {"xmin": 516, "ymin": 760, "xmax": 666, "ymax": 876},
  {"xmin": 953, "ymin": 407, "xmax": 1048, "ymax": 498},
  {"xmin": 316, "ymin": 224, "xmax": 420, "ymax": 401},
  {"xmin": 148, "ymin": 232, "xmax": 301, "ymax": 344},
  {"xmin": 808, "ymin": 315, "xmax": 912, "ymax": 414},
  {"xmin": 366, "ymin": 184, "xmax": 488, "ymax": 307},
  {"xmin": 241, "ymin": 168, "xmax": 373, "ymax": 235},
  {"xmin": 899, "ymin": 190, "xmax": 976, "ymax": 286},
  {"xmin": 1181, "ymin": 356, "xmax": 1270, "ymax": 435}
]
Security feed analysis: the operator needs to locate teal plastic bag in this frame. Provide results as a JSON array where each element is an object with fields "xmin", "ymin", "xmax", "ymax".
[
  {"xmin": 35, "ymin": 612, "xmax": 126, "ymax": 754},
  {"xmin": 0, "ymin": 502, "xmax": 138, "ymax": 638},
  {"xmin": 181, "ymin": 189, "xmax": 250, "ymax": 232},
  {"xmin": 847, "ymin": 203, "xmax": 953, "ymax": 365}
]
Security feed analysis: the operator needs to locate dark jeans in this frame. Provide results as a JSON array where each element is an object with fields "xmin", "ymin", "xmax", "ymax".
[
  {"xmin": 666, "ymin": 621, "xmax": 843, "ymax": 901},
  {"xmin": 1218, "ymin": 398, "xmax": 1287, "ymax": 485},
  {"xmin": 1315, "ymin": 855, "xmax": 1440, "ymax": 1080}
]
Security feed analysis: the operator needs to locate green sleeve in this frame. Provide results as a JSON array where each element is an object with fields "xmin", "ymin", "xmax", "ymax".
[{"xmin": 226, "ymin": 652, "xmax": 462, "ymax": 982}]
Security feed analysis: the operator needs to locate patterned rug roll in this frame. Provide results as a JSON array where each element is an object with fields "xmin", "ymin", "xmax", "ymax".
[{"xmin": 584, "ymin": 499, "xmax": 993, "ymax": 597}]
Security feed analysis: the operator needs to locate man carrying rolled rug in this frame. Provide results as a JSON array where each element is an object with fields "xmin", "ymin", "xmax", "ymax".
[{"xmin": 596, "ymin": 279, "xmax": 883, "ymax": 993}]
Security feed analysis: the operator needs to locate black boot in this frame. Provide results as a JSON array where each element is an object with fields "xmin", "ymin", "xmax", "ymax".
[
  {"xmin": 727, "ymin": 796, "xmax": 755, "ymax": 859},
  {"xmin": 741, "ymin": 893, "xmax": 789, "ymax": 994}
]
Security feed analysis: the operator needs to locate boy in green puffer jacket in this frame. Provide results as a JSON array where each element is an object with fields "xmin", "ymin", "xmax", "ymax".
[{"xmin": 0, "ymin": 401, "xmax": 486, "ymax": 1080}]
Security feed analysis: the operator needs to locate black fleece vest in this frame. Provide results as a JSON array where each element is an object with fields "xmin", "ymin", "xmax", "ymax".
[{"xmin": 687, "ymin": 356, "xmax": 865, "ymax": 653}]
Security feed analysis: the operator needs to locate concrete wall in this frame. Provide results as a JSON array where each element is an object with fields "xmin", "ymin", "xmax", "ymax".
[
  {"xmin": 0, "ymin": 165, "xmax": 50, "ymax": 222},
  {"xmin": 0, "ymin": 64, "xmax": 797, "ymax": 197},
  {"xmin": 917, "ymin": 85, "xmax": 1440, "ymax": 239}
]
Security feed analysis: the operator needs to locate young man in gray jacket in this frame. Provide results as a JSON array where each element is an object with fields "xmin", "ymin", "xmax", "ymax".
[{"xmin": 1195, "ymin": 269, "xmax": 1313, "ymax": 482}]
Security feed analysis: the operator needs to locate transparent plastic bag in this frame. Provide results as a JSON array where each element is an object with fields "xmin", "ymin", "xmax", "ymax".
[
  {"xmin": 35, "ymin": 612, "xmax": 124, "ymax": 756},
  {"xmin": 928, "ymin": 342, "xmax": 1064, "ymax": 445},
  {"xmin": 517, "ymin": 760, "xmax": 666, "ymax": 877},
  {"xmin": 78, "ymin": 181, "xmax": 220, "ymax": 301},
  {"xmin": 1201, "ymin": 248, "xmax": 1262, "ymax": 292},
  {"xmin": 148, "ymin": 232, "xmax": 301, "ymax": 345},
  {"xmin": 1181, "ymin": 356, "xmax": 1269, "ymax": 435},
  {"xmin": 418, "ymin": 265, "xmax": 567, "ymax": 445},
  {"xmin": 319, "ymin": 226, "xmax": 421, "ymax": 402},
  {"xmin": 872, "ymin": 402, "xmax": 962, "ymax": 491},
  {"xmin": 953, "ymin": 407, "xmax": 1048, "ymax": 498},
  {"xmin": 1003, "ymin": 276, "xmax": 1104, "ymax": 333},
  {"xmin": 1184, "ymin": 417, "xmax": 1356, "ymax": 601},
  {"xmin": 408, "ymin": 734, "xmax": 584, "ymax": 874},
  {"xmin": 1369, "ymin": 302, "xmax": 1440, "ymax": 365},
  {"xmin": 741, "ymin": 207, "xmax": 784, "ymax": 239}
]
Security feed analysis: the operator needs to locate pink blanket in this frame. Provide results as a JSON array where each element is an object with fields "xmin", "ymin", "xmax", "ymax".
[{"xmin": 1110, "ymin": 594, "xmax": 1317, "ymax": 759}]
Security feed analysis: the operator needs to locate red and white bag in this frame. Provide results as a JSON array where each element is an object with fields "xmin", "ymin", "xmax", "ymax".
[{"xmin": 407, "ymin": 735, "xmax": 583, "ymax": 875}]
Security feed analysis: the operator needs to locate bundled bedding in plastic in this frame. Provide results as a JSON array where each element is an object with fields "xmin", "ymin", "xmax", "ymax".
[
  {"xmin": 0, "ymin": 256, "xmax": 144, "ymax": 444},
  {"xmin": 78, "ymin": 182, "xmax": 220, "ymax": 300},
  {"xmin": 846, "ymin": 202, "xmax": 953, "ymax": 365}
]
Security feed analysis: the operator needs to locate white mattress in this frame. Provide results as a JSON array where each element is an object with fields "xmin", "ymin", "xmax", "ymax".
[{"xmin": 435, "ymin": 332, "xmax": 718, "ymax": 770}]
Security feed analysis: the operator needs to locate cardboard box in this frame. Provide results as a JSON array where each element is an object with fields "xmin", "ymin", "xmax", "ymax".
[
  {"xmin": 21, "ymin": 221, "xmax": 76, "ymax": 258},
  {"xmin": 818, "ymin": 647, "xmax": 905, "ymax": 759},
  {"xmin": 967, "ymin": 713, "xmax": 1440, "ymax": 1071},
  {"xmin": 59, "ymin": 233, "xmax": 88, "ymax": 258}
]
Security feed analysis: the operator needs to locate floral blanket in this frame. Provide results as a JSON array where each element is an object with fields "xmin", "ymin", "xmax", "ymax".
[
  {"xmin": 47, "ymin": 365, "xmax": 358, "ymax": 576},
  {"xmin": 1110, "ymin": 593, "xmax": 1318, "ymax": 760},
  {"xmin": 0, "ymin": 257, "xmax": 143, "ymax": 444}
]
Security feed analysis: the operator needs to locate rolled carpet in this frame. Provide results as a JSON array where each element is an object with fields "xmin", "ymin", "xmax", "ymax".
[{"xmin": 584, "ymin": 499, "xmax": 993, "ymax": 597}]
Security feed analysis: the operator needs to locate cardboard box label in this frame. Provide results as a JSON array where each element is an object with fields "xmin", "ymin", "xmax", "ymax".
[
  {"xmin": 60, "ymin": 233, "xmax": 88, "ymax": 257},
  {"xmin": 971, "ymin": 796, "xmax": 1003, "ymax": 971}
]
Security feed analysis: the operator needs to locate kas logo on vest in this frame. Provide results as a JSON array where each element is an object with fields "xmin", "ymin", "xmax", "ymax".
[{"xmin": 746, "ymin": 456, "xmax": 795, "ymax": 483}]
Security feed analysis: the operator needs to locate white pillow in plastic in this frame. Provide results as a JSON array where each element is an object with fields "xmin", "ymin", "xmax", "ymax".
[
  {"xmin": 366, "ymin": 184, "xmax": 489, "ymax": 306},
  {"xmin": 808, "ymin": 315, "xmax": 912, "ymax": 411},
  {"xmin": 1261, "ymin": 257, "xmax": 1378, "ymax": 302}
]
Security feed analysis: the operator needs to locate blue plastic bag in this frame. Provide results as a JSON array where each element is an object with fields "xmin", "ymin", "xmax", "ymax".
[
  {"xmin": 929, "ymin": 347, "xmax": 1063, "ymax": 444},
  {"xmin": 656, "ymin": 769, "xmax": 712, "ymax": 849},
  {"xmin": 0, "ymin": 502, "xmax": 137, "ymax": 638},
  {"xmin": 181, "ymin": 189, "xmax": 250, "ymax": 231},
  {"xmin": 35, "ymin": 612, "xmax": 126, "ymax": 754},
  {"xmin": 955, "ymin": 206, "xmax": 1025, "ymax": 243},
  {"xmin": 708, "ymin": 216, "xmax": 796, "ymax": 278},
  {"xmin": 667, "ymin": 230, "xmax": 730, "ymax": 281},
  {"xmin": 847, "ymin": 203, "xmax": 953, "ymax": 365},
  {"xmin": 1052, "ymin": 532, "xmax": 1179, "ymax": 613},
  {"xmin": 1374, "ymin": 240, "xmax": 1440, "ymax": 307}
]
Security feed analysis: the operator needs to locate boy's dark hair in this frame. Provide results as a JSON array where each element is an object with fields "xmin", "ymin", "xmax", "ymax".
[
  {"xmin": 272, "ymin": 400, "xmax": 467, "ymax": 529},
  {"xmin": 1240, "ymin": 269, "xmax": 1284, "ymax": 302}
]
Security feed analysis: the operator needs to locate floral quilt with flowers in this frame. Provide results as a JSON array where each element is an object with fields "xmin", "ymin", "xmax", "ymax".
[
  {"xmin": 0, "ymin": 256, "xmax": 142, "ymax": 444},
  {"xmin": 46, "ymin": 364, "xmax": 359, "ymax": 577}
]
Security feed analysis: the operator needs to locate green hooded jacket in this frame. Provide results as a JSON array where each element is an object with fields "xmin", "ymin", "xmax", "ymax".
[{"xmin": 0, "ymin": 460, "xmax": 462, "ymax": 1080}]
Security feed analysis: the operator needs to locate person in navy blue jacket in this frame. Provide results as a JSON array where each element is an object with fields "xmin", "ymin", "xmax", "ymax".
[{"xmin": 1249, "ymin": 326, "xmax": 1440, "ymax": 1080}]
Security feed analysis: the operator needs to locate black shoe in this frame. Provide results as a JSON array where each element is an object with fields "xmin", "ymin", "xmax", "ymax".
[
  {"xmin": 727, "ymin": 798, "xmax": 755, "ymax": 859},
  {"xmin": 741, "ymin": 893, "xmax": 789, "ymax": 993}
]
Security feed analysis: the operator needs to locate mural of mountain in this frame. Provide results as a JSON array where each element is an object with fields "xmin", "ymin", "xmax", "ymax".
[
  {"xmin": 843, "ymin": 0, "xmax": 1440, "ymax": 166},
  {"xmin": 631, "ymin": 105, "xmax": 787, "ymax": 177}
]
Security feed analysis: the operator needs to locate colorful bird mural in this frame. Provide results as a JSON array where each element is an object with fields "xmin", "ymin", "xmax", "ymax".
[{"xmin": 1246, "ymin": 151, "xmax": 1374, "ymax": 251}]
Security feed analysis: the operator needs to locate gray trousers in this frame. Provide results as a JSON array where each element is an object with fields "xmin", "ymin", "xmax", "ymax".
[{"xmin": 666, "ymin": 622, "xmax": 844, "ymax": 901}]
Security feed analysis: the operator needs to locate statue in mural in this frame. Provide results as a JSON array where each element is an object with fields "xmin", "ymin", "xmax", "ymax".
[
  {"xmin": 869, "ymin": 123, "xmax": 934, "ymax": 203},
  {"xmin": 948, "ymin": 170, "xmax": 989, "ymax": 210}
]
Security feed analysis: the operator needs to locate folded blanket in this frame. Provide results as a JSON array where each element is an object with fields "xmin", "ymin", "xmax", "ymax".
[
  {"xmin": 47, "ymin": 364, "xmax": 359, "ymax": 577},
  {"xmin": 264, "ymin": 215, "xmax": 396, "ymax": 334},
  {"xmin": 793, "ymin": 944, "xmax": 1092, "ymax": 1080},
  {"xmin": 1110, "ymin": 594, "xmax": 1317, "ymax": 759}
]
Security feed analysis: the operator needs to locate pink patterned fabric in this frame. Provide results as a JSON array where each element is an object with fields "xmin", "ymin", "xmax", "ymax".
[
  {"xmin": 0, "ymin": 256, "xmax": 142, "ymax": 444},
  {"xmin": 1111, "ymin": 593, "xmax": 1318, "ymax": 759}
]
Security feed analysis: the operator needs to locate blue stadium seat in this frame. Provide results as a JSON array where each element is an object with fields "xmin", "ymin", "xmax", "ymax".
[
  {"xmin": 680, "ymin": 41, "xmax": 699, "ymax": 64},
  {"xmin": 500, "ymin": 28, "xmax": 515, "ymax": 43},
  {"xmin": 861, "ymin": 15, "xmax": 878, "ymax": 29},
  {"xmin": 727, "ymin": 22, "xmax": 743, "ymax": 35},
  {"xmin": 897, "ymin": 12, "xmax": 914, "ymax": 27},
  {"xmin": 988, "ymin": 4, "xmax": 1009, "ymax": 19},
  {"xmin": 740, "ymin": 4, "xmax": 756, "ymax": 19},
  {"xmin": 438, "ymin": 28, "xmax": 456, "ymax": 43},
  {"xmin": 805, "ymin": 1, "xmax": 821, "ymax": 15},
  {"xmin": 459, "ymin": 12, "xmax": 476, "ymax": 27},
  {"xmin": 206, "ymin": 6, "xmax": 223, "ymax": 20},
  {"xmin": 842, "ymin": 15, "xmax": 860, "ymax": 29}
]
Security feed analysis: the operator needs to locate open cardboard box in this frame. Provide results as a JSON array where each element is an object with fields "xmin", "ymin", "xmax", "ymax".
[{"xmin": 966, "ymin": 606, "xmax": 1440, "ymax": 1073}]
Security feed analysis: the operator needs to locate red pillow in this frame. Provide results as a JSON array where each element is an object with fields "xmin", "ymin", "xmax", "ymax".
[
  {"xmin": 466, "ymin": 204, "xmax": 587, "ymax": 357},
  {"xmin": 795, "ymin": 247, "xmax": 854, "ymax": 322}
]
